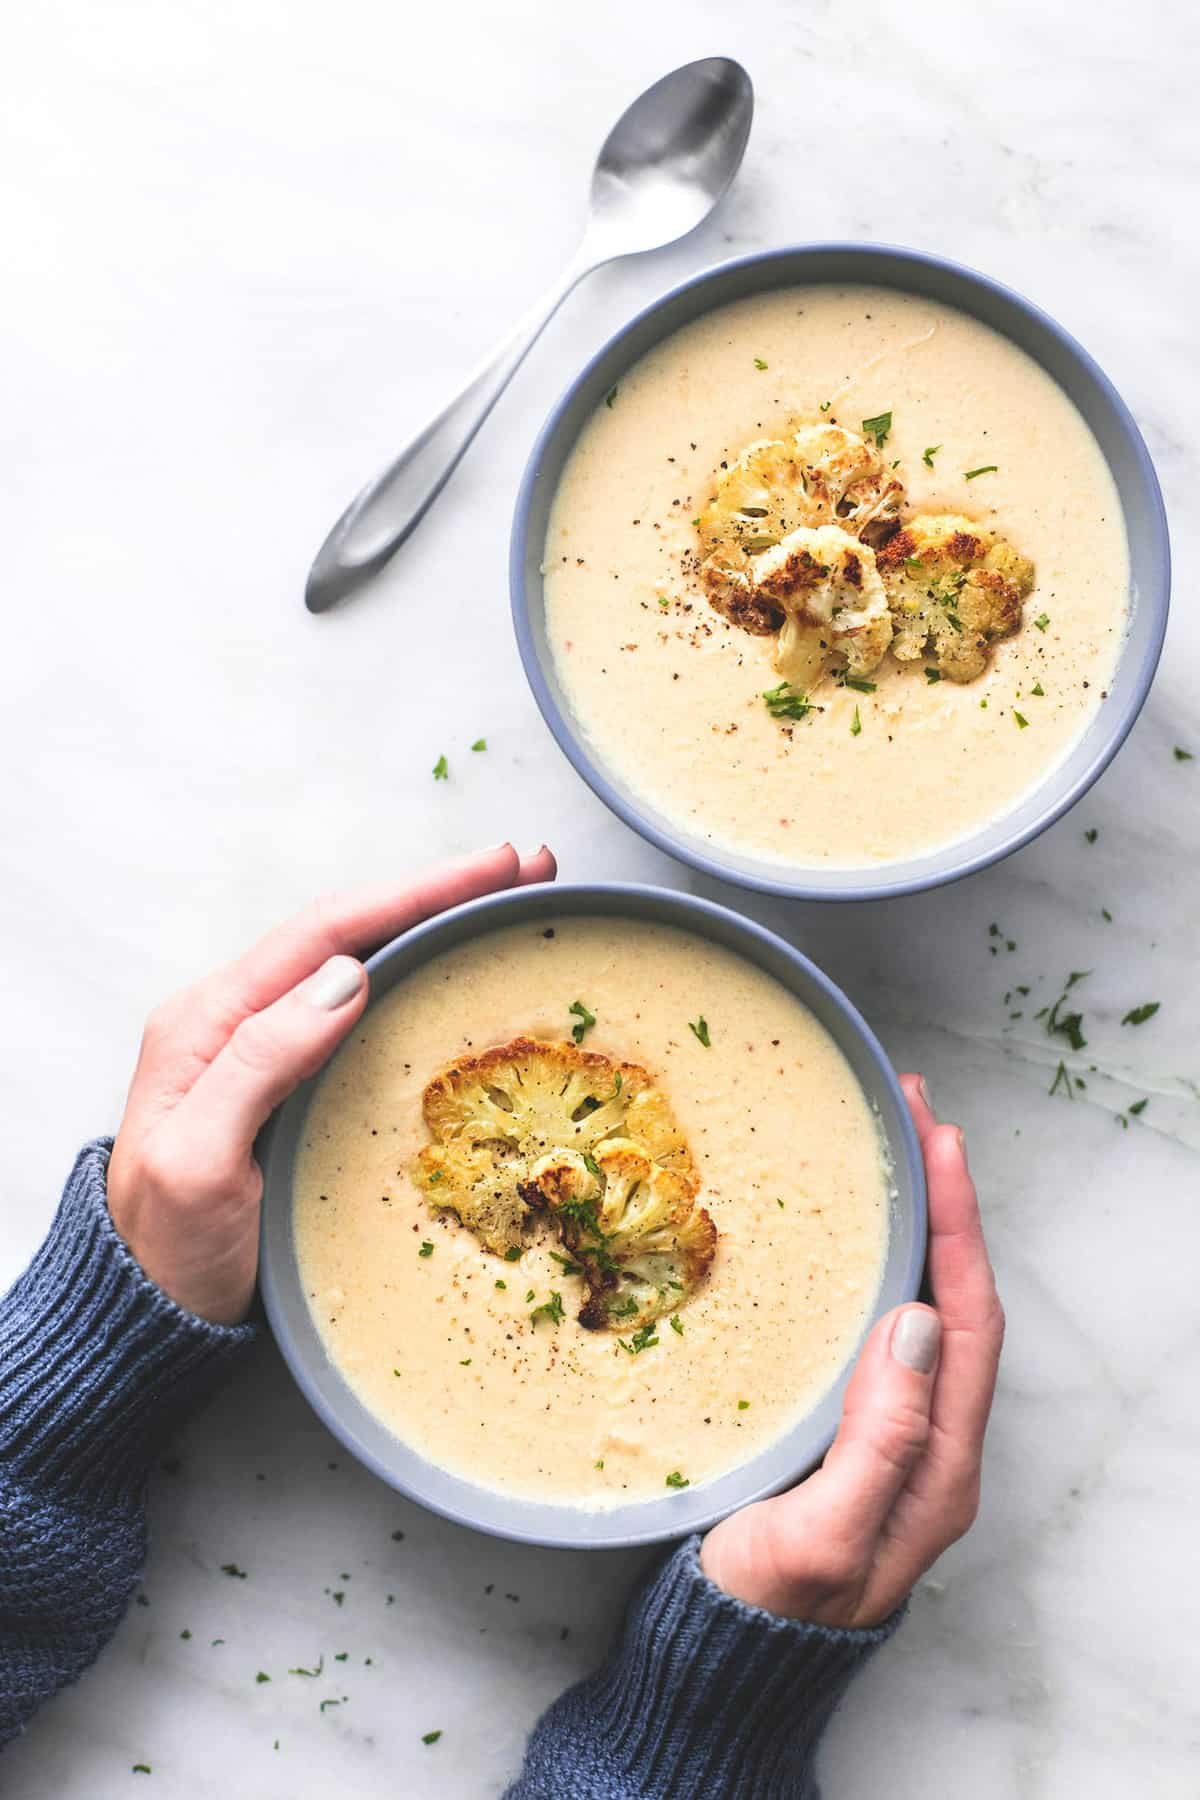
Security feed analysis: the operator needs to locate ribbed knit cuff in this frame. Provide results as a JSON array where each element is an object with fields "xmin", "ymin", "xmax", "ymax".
[
  {"xmin": 0, "ymin": 1140, "xmax": 254, "ymax": 1506},
  {"xmin": 510, "ymin": 1535, "xmax": 904, "ymax": 1799}
]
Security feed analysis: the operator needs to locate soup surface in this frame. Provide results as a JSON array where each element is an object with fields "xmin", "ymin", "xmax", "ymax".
[
  {"xmin": 543, "ymin": 284, "xmax": 1128, "ymax": 867},
  {"xmin": 294, "ymin": 917, "xmax": 890, "ymax": 1505}
]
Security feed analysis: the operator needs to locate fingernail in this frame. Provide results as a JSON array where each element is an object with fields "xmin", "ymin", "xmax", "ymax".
[
  {"xmin": 917, "ymin": 1075, "xmax": 935, "ymax": 1113},
  {"xmin": 301, "ymin": 955, "xmax": 364, "ymax": 1011},
  {"xmin": 955, "ymin": 1126, "xmax": 969, "ymax": 1170},
  {"xmin": 891, "ymin": 1308, "xmax": 941, "ymax": 1374}
]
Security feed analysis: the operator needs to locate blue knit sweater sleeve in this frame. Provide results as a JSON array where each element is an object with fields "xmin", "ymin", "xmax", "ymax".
[
  {"xmin": 0, "ymin": 1142, "xmax": 253, "ymax": 1747},
  {"xmin": 504, "ymin": 1536, "xmax": 902, "ymax": 1800}
]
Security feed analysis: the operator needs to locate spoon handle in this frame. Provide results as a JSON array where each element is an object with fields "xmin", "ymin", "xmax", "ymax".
[{"xmin": 305, "ymin": 250, "xmax": 594, "ymax": 613}]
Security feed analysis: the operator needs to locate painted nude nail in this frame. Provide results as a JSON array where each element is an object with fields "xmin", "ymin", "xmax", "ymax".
[
  {"xmin": 302, "ymin": 955, "xmax": 364, "ymax": 1011},
  {"xmin": 891, "ymin": 1308, "xmax": 941, "ymax": 1374},
  {"xmin": 917, "ymin": 1075, "xmax": 935, "ymax": 1113}
]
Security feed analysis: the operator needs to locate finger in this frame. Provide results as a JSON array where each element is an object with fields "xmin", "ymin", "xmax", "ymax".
[
  {"xmin": 899, "ymin": 1072, "xmax": 937, "ymax": 1142},
  {"xmin": 924, "ymin": 1123, "xmax": 1004, "ymax": 1439},
  {"xmin": 170, "ymin": 954, "xmax": 369, "ymax": 1160},
  {"xmin": 516, "ymin": 844, "xmax": 557, "ymax": 885}
]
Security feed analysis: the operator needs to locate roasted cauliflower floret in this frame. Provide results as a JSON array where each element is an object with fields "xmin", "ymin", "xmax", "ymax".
[
  {"xmin": 528, "ymin": 1138, "xmax": 714, "ymax": 1331},
  {"xmin": 696, "ymin": 424, "xmax": 905, "ymax": 634},
  {"xmin": 412, "ymin": 1037, "xmax": 712, "ymax": 1328},
  {"xmin": 876, "ymin": 514, "xmax": 1036, "ymax": 683},
  {"xmin": 751, "ymin": 525, "xmax": 893, "ymax": 690}
]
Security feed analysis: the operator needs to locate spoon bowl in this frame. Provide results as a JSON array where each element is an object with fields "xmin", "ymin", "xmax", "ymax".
[{"xmin": 305, "ymin": 59, "xmax": 754, "ymax": 612}]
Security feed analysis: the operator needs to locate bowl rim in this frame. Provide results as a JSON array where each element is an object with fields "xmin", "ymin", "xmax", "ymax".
[
  {"xmin": 259, "ymin": 879, "xmax": 927, "ymax": 1550},
  {"xmin": 509, "ymin": 240, "xmax": 1171, "ymax": 901}
]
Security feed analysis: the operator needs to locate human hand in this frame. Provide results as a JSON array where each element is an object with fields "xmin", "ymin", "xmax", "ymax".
[
  {"xmin": 700, "ymin": 1077, "xmax": 1004, "ymax": 1627},
  {"xmin": 108, "ymin": 843, "xmax": 555, "ymax": 1326}
]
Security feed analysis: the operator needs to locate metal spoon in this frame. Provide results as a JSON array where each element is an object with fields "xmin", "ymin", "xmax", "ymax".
[{"xmin": 304, "ymin": 56, "xmax": 753, "ymax": 612}]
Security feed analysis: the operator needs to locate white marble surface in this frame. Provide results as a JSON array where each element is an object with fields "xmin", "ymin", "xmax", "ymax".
[{"xmin": 2, "ymin": 1, "xmax": 1198, "ymax": 1794}]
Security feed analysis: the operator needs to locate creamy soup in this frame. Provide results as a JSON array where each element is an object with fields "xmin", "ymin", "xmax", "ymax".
[
  {"xmin": 543, "ymin": 285, "xmax": 1128, "ymax": 867},
  {"xmin": 294, "ymin": 917, "xmax": 889, "ymax": 1505}
]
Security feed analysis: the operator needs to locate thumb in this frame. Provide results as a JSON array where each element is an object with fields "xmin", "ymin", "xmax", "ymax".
[{"xmin": 175, "ymin": 955, "xmax": 368, "ymax": 1156}]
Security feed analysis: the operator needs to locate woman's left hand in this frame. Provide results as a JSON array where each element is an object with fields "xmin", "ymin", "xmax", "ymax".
[{"xmin": 108, "ymin": 843, "xmax": 555, "ymax": 1326}]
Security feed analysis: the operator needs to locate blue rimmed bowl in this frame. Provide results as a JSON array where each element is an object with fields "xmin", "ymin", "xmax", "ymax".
[
  {"xmin": 510, "ymin": 244, "xmax": 1170, "ymax": 900},
  {"xmin": 259, "ymin": 881, "xmax": 926, "ymax": 1549}
]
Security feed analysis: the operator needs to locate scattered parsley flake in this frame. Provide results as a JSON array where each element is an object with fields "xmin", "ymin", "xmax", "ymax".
[
  {"xmin": 418, "ymin": 1240, "xmax": 434, "ymax": 1258},
  {"xmin": 569, "ymin": 999, "xmax": 596, "ymax": 1043},
  {"xmin": 1049, "ymin": 1060, "xmax": 1074, "ymax": 1099},
  {"xmin": 504, "ymin": 1245, "xmax": 523, "ymax": 1262},
  {"xmin": 688, "ymin": 1016, "xmax": 711, "ymax": 1047},
  {"xmin": 594, "ymin": 1458, "xmax": 604, "ymax": 1470},
  {"xmin": 459, "ymin": 1357, "xmax": 472, "ymax": 1366},
  {"xmin": 431, "ymin": 754, "xmax": 449, "ymax": 781},
  {"xmin": 841, "ymin": 675, "xmax": 877, "ymax": 693},
  {"xmin": 619, "ymin": 1322, "xmax": 660, "ymax": 1355},
  {"xmin": 737, "ymin": 1399, "xmax": 750, "ymax": 1410},
  {"xmin": 776, "ymin": 1198, "xmax": 784, "ymax": 1209},
  {"xmin": 657, "ymin": 594, "xmax": 669, "ymax": 609},
  {"xmin": 530, "ymin": 1291, "xmax": 565, "ymax": 1328},
  {"xmin": 924, "ymin": 667, "xmax": 942, "ymax": 684},
  {"xmin": 1034, "ymin": 612, "xmax": 1050, "ymax": 631},
  {"xmin": 665, "ymin": 1470, "xmax": 690, "ymax": 1489},
  {"xmin": 670, "ymin": 1314, "xmax": 684, "ymax": 1336},
  {"xmin": 132, "ymin": 1766, "xmax": 152, "ymax": 1776},
  {"xmin": 320, "ymin": 1698, "xmax": 342, "ymax": 1712},
  {"xmin": 922, "ymin": 444, "xmax": 941, "ymax": 467},
  {"xmin": 964, "ymin": 464, "xmax": 998, "ymax": 480},
  {"xmin": 1014, "ymin": 711, "xmax": 1030, "ymax": 729},
  {"xmin": 861, "ymin": 410, "xmax": 892, "ymax": 448},
  {"xmin": 1085, "ymin": 828, "xmax": 1098, "ymax": 844},
  {"xmin": 256, "ymin": 1671, "xmax": 271, "ymax": 1684},
  {"xmin": 763, "ymin": 680, "xmax": 813, "ymax": 721},
  {"xmin": 819, "ymin": 400, "xmax": 832, "ymax": 412},
  {"xmin": 1031, "ymin": 682, "xmax": 1045, "ymax": 696},
  {"xmin": 221, "ymin": 1563, "xmax": 246, "ymax": 1579},
  {"xmin": 605, "ymin": 386, "xmax": 618, "ymax": 408},
  {"xmin": 753, "ymin": 357, "xmax": 768, "ymax": 370},
  {"xmin": 494, "ymin": 1278, "xmax": 506, "ymax": 1289},
  {"xmin": 1129, "ymin": 1098, "xmax": 1148, "ymax": 1116},
  {"xmin": 470, "ymin": 738, "xmax": 487, "ymax": 752},
  {"xmin": 1122, "ymin": 1002, "xmax": 1160, "ymax": 1026},
  {"xmin": 289, "ymin": 1658, "xmax": 324, "ymax": 1677},
  {"xmin": 850, "ymin": 705, "xmax": 862, "ymax": 737},
  {"xmin": 1101, "ymin": 907, "xmax": 1113, "ymax": 922},
  {"xmin": 1174, "ymin": 746, "xmax": 1194, "ymax": 762}
]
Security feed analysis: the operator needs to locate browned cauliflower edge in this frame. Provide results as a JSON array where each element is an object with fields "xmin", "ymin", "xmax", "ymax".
[
  {"xmin": 410, "ymin": 1037, "xmax": 716, "ymax": 1330},
  {"xmin": 875, "ymin": 514, "xmax": 1036, "ymax": 682}
]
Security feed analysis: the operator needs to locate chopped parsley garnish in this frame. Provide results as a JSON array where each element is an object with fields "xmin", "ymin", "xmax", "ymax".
[
  {"xmin": 904, "ymin": 556, "xmax": 924, "ymax": 570},
  {"xmin": 670, "ymin": 1314, "xmax": 684, "ymax": 1336},
  {"xmin": 1031, "ymin": 682, "xmax": 1045, "ymax": 696},
  {"xmin": 530, "ymin": 1291, "xmax": 565, "ymax": 1327},
  {"xmin": 494, "ymin": 1279, "xmax": 506, "ymax": 1290},
  {"xmin": 619, "ymin": 1322, "xmax": 660, "ymax": 1355},
  {"xmin": 840, "ymin": 675, "xmax": 877, "ymax": 693},
  {"xmin": 255, "ymin": 1671, "xmax": 271, "ymax": 1684},
  {"xmin": 664, "ymin": 1470, "xmax": 690, "ymax": 1489},
  {"xmin": 319, "ymin": 1698, "xmax": 342, "ymax": 1712},
  {"xmin": 657, "ymin": 594, "xmax": 669, "ymax": 609},
  {"xmin": 763, "ymin": 680, "xmax": 813, "ymax": 721},
  {"xmin": 608, "ymin": 1296, "xmax": 639, "ymax": 1319},
  {"xmin": 525, "ymin": 1288, "xmax": 535, "ymax": 1303},
  {"xmin": 549, "ymin": 1251, "xmax": 582, "ymax": 1275},
  {"xmin": 289, "ymin": 1658, "xmax": 324, "ymax": 1677},
  {"xmin": 503, "ymin": 1245, "xmax": 523, "ymax": 1262},
  {"xmin": 924, "ymin": 667, "xmax": 942, "ymax": 684},
  {"xmin": 605, "ymin": 386, "xmax": 618, "ymax": 408},
  {"xmin": 1175, "ymin": 746, "xmax": 1194, "ymax": 762},
  {"xmin": 964, "ymin": 464, "xmax": 998, "ymax": 480},
  {"xmin": 459, "ymin": 1357, "xmax": 472, "ymax": 1366},
  {"xmin": 753, "ymin": 357, "xmax": 768, "ymax": 370},
  {"xmin": 1085, "ymin": 828, "xmax": 1098, "ymax": 844},
  {"xmin": 1121, "ymin": 1002, "xmax": 1160, "ymax": 1026},
  {"xmin": 922, "ymin": 444, "xmax": 940, "ymax": 468},
  {"xmin": 776, "ymin": 1197, "xmax": 784, "ymax": 1209},
  {"xmin": 569, "ymin": 999, "xmax": 596, "ymax": 1043},
  {"xmin": 1129, "ymin": 1098, "xmax": 1148, "ymax": 1116},
  {"xmin": 737, "ymin": 1399, "xmax": 750, "ymax": 1410},
  {"xmin": 432, "ymin": 754, "xmax": 448, "ymax": 780},
  {"xmin": 1014, "ymin": 711, "xmax": 1030, "ymax": 729},
  {"xmin": 594, "ymin": 1458, "xmax": 605, "ymax": 1469},
  {"xmin": 688, "ymin": 1015, "xmax": 711, "ymax": 1047},
  {"xmin": 418, "ymin": 1240, "xmax": 434, "ymax": 1258},
  {"xmin": 471, "ymin": 738, "xmax": 487, "ymax": 752},
  {"xmin": 850, "ymin": 705, "xmax": 862, "ymax": 737},
  {"xmin": 1049, "ymin": 1060, "xmax": 1074, "ymax": 1099},
  {"xmin": 221, "ymin": 1563, "xmax": 246, "ymax": 1579},
  {"xmin": 861, "ymin": 410, "xmax": 892, "ymax": 448},
  {"xmin": 1034, "ymin": 612, "xmax": 1050, "ymax": 631},
  {"xmin": 819, "ymin": 399, "xmax": 832, "ymax": 412},
  {"xmin": 133, "ymin": 1766, "xmax": 152, "ymax": 1776},
  {"xmin": 581, "ymin": 1152, "xmax": 602, "ymax": 1181}
]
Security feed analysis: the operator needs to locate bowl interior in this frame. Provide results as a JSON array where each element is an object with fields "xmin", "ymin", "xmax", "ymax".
[
  {"xmin": 259, "ymin": 883, "xmax": 927, "ymax": 1549},
  {"xmin": 511, "ymin": 245, "xmax": 1169, "ymax": 900}
]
